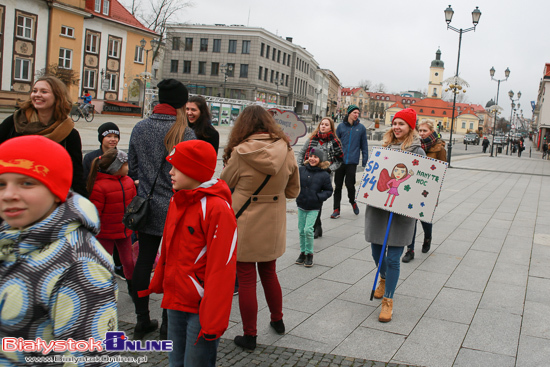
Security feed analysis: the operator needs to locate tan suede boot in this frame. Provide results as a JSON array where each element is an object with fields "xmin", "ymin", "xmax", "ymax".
[
  {"xmin": 379, "ymin": 297, "xmax": 393, "ymax": 322},
  {"xmin": 374, "ymin": 278, "xmax": 386, "ymax": 299}
]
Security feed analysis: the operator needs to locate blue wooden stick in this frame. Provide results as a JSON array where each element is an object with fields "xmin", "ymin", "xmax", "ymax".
[{"xmin": 370, "ymin": 212, "xmax": 394, "ymax": 301}]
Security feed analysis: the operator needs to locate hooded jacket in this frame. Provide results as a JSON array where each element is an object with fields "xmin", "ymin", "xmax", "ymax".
[
  {"xmin": 364, "ymin": 136, "xmax": 426, "ymax": 247},
  {"xmin": 89, "ymin": 172, "xmax": 136, "ymax": 240},
  {"xmin": 0, "ymin": 193, "xmax": 117, "ymax": 366},
  {"xmin": 139, "ymin": 179, "xmax": 237, "ymax": 341},
  {"xmin": 220, "ymin": 133, "xmax": 300, "ymax": 262},
  {"xmin": 336, "ymin": 117, "xmax": 369, "ymax": 166}
]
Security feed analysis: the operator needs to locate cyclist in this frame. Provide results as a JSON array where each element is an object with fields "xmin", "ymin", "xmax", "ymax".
[{"xmin": 80, "ymin": 90, "xmax": 92, "ymax": 114}]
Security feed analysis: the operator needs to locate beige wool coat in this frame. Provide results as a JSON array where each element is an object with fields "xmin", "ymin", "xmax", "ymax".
[{"xmin": 220, "ymin": 134, "xmax": 300, "ymax": 262}]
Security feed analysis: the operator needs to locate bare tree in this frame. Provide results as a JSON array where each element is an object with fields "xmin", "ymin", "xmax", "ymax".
[
  {"xmin": 442, "ymin": 90, "xmax": 470, "ymax": 104},
  {"xmin": 372, "ymin": 83, "xmax": 387, "ymax": 93},
  {"xmin": 358, "ymin": 79, "xmax": 372, "ymax": 91},
  {"xmin": 36, "ymin": 64, "xmax": 80, "ymax": 86}
]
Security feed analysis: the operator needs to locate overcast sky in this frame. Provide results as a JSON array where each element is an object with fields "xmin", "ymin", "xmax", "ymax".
[{"xmin": 170, "ymin": 0, "xmax": 548, "ymax": 119}]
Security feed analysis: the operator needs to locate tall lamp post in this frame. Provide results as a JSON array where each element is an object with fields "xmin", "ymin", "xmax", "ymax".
[
  {"xmin": 508, "ymin": 89, "xmax": 521, "ymax": 134},
  {"xmin": 220, "ymin": 63, "xmax": 233, "ymax": 98},
  {"xmin": 274, "ymin": 78, "xmax": 284, "ymax": 105},
  {"xmin": 444, "ymin": 4, "xmax": 482, "ymax": 166},
  {"xmin": 489, "ymin": 66, "xmax": 510, "ymax": 156},
  {"xmin": 139, "ymin": 38, "xmax": 158, "ymax": 118}
]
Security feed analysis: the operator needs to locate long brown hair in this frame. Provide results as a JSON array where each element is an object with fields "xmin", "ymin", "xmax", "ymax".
[
  {"xmin": 18, "ymin": 75, "xmax": 72, "ymax": 121},
  {"xmin": 86, "ymin": 148, "xmax": 118, "ymax": 193},
  {"xmin": 223, "ymin": 105, "xmax": 290, "ymax": 165},
  {"xmin": 382, "ymin": 125, "xmax": 418, "ymax": 150},
  {"xmin": 187, "ymin": 95, "xmax": 212, "ymax": 139},
  {"xmin": 309, "ymin": 117, "xmax": 336, "ymax": 138},
  {"xmin": 163, "ymin": 107, "xmax": 188, "ymax": 152}
]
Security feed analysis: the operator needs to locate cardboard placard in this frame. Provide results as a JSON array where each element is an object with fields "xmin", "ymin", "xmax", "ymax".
[
  {"xmin": 268, "ymin": 108, "xmax": 307, "ymax": 146},
  {"xmin": 356, "ymin": 147, "xmax": 448, "ymax": 223}
]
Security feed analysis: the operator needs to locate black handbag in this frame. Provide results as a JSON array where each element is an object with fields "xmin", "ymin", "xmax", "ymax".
[{"xmin": 123, "ymin": 159, "xmax": 165, "ymax": 231}]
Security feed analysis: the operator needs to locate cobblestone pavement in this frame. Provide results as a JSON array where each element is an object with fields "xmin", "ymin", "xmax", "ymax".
[{"xmin": 118, "ymin": 321, "xmax": 417, "ymax": 366}]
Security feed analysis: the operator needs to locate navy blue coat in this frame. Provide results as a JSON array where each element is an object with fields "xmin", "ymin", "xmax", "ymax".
[
  {"xmin": 296, "ymin": 164, "xmax": 333, "ymax": 210},
  {"xmin": 336, "ymin": 118, "xmax": 369, "ymax": 166}
]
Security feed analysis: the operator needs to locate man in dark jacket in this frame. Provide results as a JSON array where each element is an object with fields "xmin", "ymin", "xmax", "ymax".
[
  {"xmin": 331, "ymin": 105, "xmax": 369, "ymax": 218},
  {"xmin": 82, "ymin": 122, "xmax": 120, "ymax": 181}
]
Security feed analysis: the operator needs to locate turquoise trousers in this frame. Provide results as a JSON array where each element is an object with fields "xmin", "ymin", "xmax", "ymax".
[{"xmin": 298, "ymin": 208, "xmax": 319, "ymax": 255}]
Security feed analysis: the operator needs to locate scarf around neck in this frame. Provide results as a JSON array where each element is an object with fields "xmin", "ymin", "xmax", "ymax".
[
  {"xmin": 420, "ymin": 131, "xmax": 439, "ymax": 151},
  {"xmin": 13, "ymin": 109, "xmax": 74, "ymax": 143},
  {"xmin": 153, "ymin": 103, "xmax": 177, "ymax": 115}
]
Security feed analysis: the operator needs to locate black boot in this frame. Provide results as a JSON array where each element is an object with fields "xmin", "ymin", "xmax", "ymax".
[
  {"xmin": 159, "ymin": 309, "xmax": 168, "ymax": 340},
  {"xmin": 422, "ymin": 238, "xmax": 432, "ymax": 253},
  {"xmin": 125, "ymin": 279, "xmax": 133, "ymax": 295},
  {"xmin": 295, "ymin": 252, "xmax": 306, "ymax": 265},
  {"xmin": 133, "ymin": 313, "xmax": 159, "ymax": 340},
  {"xmin": 270, "ymin": 319, "xmax": 285, "ymax": 335},
  {"xmin": 234, "ymin": 335, "xmax": 257, "ymax": 351},
  {"xmin": 402, "ymin": 249, "xmax": 414, "ymax": 263},
  {"xmin": 314, "ymin": 225, "xmax": 323, "ymax": 239},
  {"xmin": 304, "ymin": 253, "xmax": 313, "ymax": 267}
]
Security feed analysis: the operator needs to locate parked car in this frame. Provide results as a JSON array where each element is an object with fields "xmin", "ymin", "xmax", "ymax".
[{"xmin": 464, "ymin": 133, "xmax": 480, "ymax": 145}]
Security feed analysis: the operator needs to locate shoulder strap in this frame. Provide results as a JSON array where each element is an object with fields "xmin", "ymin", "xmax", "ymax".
[
  {"xmin": 235, "ymin": 175, "xmax": 272, "ymax": 219},
  {"xmin": 147, "ymin": 156, "xmax": 167, "ymax": 197}
]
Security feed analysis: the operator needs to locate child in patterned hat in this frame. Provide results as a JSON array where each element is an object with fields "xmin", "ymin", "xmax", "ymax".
[{"xmin": 0, "ymin": 135, "xmax": 118, "ymax": 365}]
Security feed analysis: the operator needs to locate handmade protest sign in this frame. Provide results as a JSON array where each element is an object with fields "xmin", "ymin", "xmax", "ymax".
[
  {"xmin": 268, "ymin": 108, "xmax": 307, "ymax": 146},
  {"xmin": 356, "ymin": 147, "xmax": 448, "ymax": 223}
]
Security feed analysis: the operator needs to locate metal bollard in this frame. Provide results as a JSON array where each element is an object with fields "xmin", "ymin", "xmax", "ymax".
[{"xmin": 530, "ymin": 147, "xmax": 531, "ymax": 158}]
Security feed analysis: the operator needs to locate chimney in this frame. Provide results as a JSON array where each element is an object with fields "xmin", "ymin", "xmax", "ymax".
[{"xmin": 286, "ymin": 37, "xmax": 293, "ymax": 43}]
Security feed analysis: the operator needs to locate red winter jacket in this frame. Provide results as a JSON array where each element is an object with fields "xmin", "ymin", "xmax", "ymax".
[
  {"xmin": 89, "ymin": 172, "xmax": 136, "ymax": 239},
  {"xmin": 139, "ymin": 179, "xmax": 237, "ymax": 341}
]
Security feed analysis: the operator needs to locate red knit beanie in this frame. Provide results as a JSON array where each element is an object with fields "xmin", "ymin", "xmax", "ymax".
[
  {"xmin": 0, "ymin": 135, "xmax": 73, "ymax": 202},
  {"xmin": 393, "ymin": 108, "xmax": 417, "ymax": 130},
  {"xmin": 166, "ymin": 140, "xmax": 217, "ymax": 183}
]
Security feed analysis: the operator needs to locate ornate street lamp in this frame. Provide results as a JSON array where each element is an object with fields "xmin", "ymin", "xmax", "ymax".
[
  {"xmin": 220, "ymin": 63, "xmax": 233, "ymax": 98},
  {"xmin": 444, "ymin": 4, "xmax": 482, "ymax": 166},
  {"xmin": 507, "ymin": 90, "xmax": 521, "ymax": 154},
  {"xmin": 488, "ymin": 67, "xmax": 510, "ymax": 156},
  {"xmin": 139, "ymin": 38, "xmax": 158, "ymax": 118}
]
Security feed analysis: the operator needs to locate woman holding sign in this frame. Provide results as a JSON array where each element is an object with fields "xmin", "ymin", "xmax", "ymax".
[
  {"xmin": 402, "ymin": 120, "xmax": 445, "ymax": 262},
  {"xmin": 365, "ymin": 108, "xmax": 425, "ymax": 322}
]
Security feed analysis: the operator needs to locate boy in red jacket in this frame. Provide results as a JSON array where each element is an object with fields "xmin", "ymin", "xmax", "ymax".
[{"xmin": 139, "ymin": 140, "xmax": 237, "ymax": 367}]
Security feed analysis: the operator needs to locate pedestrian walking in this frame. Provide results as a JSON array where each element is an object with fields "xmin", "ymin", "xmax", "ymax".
[
  {"xmin": 295, "ymin": 148, "xmax": 333, "ymax": 267},
  {"xmin": 128, "ymin": 79, "xmax": 196, "ymax": 340},
  {"xmin": 365, "ymin": 108, "xmax": 425, "ymax": 322},
  {"xmin": 139, "ymin": 140, "xmax": 237, "ymax": 367},
  {"xmin": 331, "ymin": 105, "xmax": 369, "ymax": 219},
  {"xmin": 482, "ymin": 137, "xmax": 490, "ymax": 153},
  {"xmin": 542, "ymin": 141, "xmax": 548, "ymax": 159},
  {"xmin": 0, "ymin": 75, "xmax": 87, "ymax": 197},
  {"xmin": 402, "ymin": 120, "xmax": 443, "ymax": 263},
  {"xmin": 518, "ymin": 138, "xmax": 524, "ymax": 157},
  {"xmin": 186, "ymin": 95, "xmax": 220, "ymax": 155},
  {"xmin": 0, "ymin": 136, "xmax": 117, "ymax": 365},
  {"xmin": 87, "ymin": 148, "xmax": 136, "ymax": 293},
  {"xmin": 221, "ymin": 105, "xmax": 300, "ymax": 351},
  {"xmin": 297, "ymin": 117, "xmax": 343, "ymax": 238}
]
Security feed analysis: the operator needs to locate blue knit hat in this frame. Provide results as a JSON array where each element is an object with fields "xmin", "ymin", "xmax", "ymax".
[{"xmin": 347, "ymin": 105, "xmax": 360, "ymax": 114}]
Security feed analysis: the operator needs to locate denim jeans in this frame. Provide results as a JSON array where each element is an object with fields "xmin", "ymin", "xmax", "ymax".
[
  {"xmin": 167, "ymin": 310, "xmax": 219, "ymax": 367},
  {"xmin": 407, "ymin": 220, "xmax": 433, "ymax": 251},
  {"xmin": 298, "ymin": 208, "xmax": 319, "ymax": 255},
  {"xmin": 371, "ymin": 244, "xmax": 404, "ymax": 299}
]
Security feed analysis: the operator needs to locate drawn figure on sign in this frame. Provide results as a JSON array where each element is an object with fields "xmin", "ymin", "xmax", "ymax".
[{"xmin": 377, "ymin": 163, "xmax": 414, "ymax": 207}]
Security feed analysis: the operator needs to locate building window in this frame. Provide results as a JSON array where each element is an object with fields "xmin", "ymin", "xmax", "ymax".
[
  {"xmin": 272, "ymin": 48, "xmax": 276, "ymax": 61},
  {"xmin": 270, "ymin": 70, "xmax": 274, "ymax": 83},
  {"xmin": 14, "ymin": 58, "xmax": 31, "ymax": 80},
  {"xmin": 198, "ymin": 61, "xmax": 206, "ymax": 75},
  {"xmin": 170, "ymin": 60, "xmax": 178, "ymax": 73},
  {"xmin": 258, "ymin": 66, "xmax": 263, "ymax": 80},
  {"xmin": 16, "ymin": 15, "xmax": 33, "ymax": 39},
  {"xmin": 227, "ymin": 63, "xmax": 235, "ymax": 77},
  {"xmin": 277, "ymin": 50, "xmax": 281, "ymax": 63},
  {"xmin": 213, "ymin": 39, "xmax": 221, "ymax": 52},
  {"xmin": 431, "ymin": 110, "xmax": 435, "ymax": 114},
  {"xmin": 103, "ymin": 0, "xmax": 110, "ymax": 15},
  {"xmin": 86, "ymin": 33, "xmax": 99, "ymax": 53},
  {"xmin": 184, "ymin": 38, "xmax": 193, "ymax": 51},
  {"xmin": 183, "ymin": 60, "xmax": 191, "ymax": 73},
  {"xmin": 286, "ymin": 75, "xmax": 289, "ymax": 86},
  {"xmin": 83, "ymin": 69, "xmax": 96, "ymax": 89},
  {"xmin": 240, "ymin": 64, "xmax": 248, "ymax": 78},
  {"xmin": 443, "ymin": 111, "xmax": 446, "ymax": 115},
  {"xmin": 264, "ymin": 68, "xmax": 268, "ymax": 81},
  {"xmin": 172, "ymin": 37, "xmax": 180, "ymax": 50},
  {"xmin": 134, "ymin": 46, "xmax": 143, "ymax": 63},
  {"xmin": 462, "ymin": 122, "xmax": 466, "ymax": 129},
  {"xmin": 94, "ymin": 0, "xmax": 101, "ymax": 12},
  {"xmin": 58, "ymin": 48, "xmax": 72, "ymax": 69},
  {"xmin": 108, "ymin": 39, "xmax": 120, "ymax": 58},
  {"xmin": 266, "ymin": 45, "xmax": 270, "ymax": 59},
  {"xmin": 61, "ymin": 25, "xmax": 74, "ymax": 38},
  {"xmin": 107, "ymin": 73, "xmax": 117, "ymax": 91},
  {"xmin": 242, "ymin": 40, "xmax": 250, "ymax": 54},
  {"xmin": 420, "ymin": 109, "xmax": 423, "ymax": 112},
  {"xmin": 211, "ymin": 62, "xmax": 219, "ymax": 76},
  {"xmin": 200, "ymin": 38, "xmax": 208, "ymax": 51},
  {"xmin": 228, "ymin": 40, "xmax": 237, "ymax": 53},
  {"xmin": 260, "ymin": 43, "xmax": 265, "ymax": 56},
  {"xmin": 470, "ymin": 122, "xmax": 474, "ymax": 129}
]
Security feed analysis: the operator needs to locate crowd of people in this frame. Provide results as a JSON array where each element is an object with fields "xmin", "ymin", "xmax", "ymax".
[{"xmin": 0, "ymin": 76, "xmax": 454, "ymax": 366}]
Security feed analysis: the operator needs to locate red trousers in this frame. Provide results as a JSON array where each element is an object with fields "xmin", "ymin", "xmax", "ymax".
[
  {"xmin": 97, "ymin": 237, "xmax": 134, "ymax": 280},
  {"xmin": 237, "ymin": 260, "xmax": 283, "ymax": 336}
]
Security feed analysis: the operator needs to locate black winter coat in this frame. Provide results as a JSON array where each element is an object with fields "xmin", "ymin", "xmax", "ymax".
[{"xmin": 296, "ymin": 164, "xmax": 333, "ymax": 210}]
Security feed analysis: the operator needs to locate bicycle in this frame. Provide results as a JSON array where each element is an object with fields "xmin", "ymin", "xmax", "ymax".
[{"xmin": 71, "ymin": 102, "xmax": 95, "ymax": 122}]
